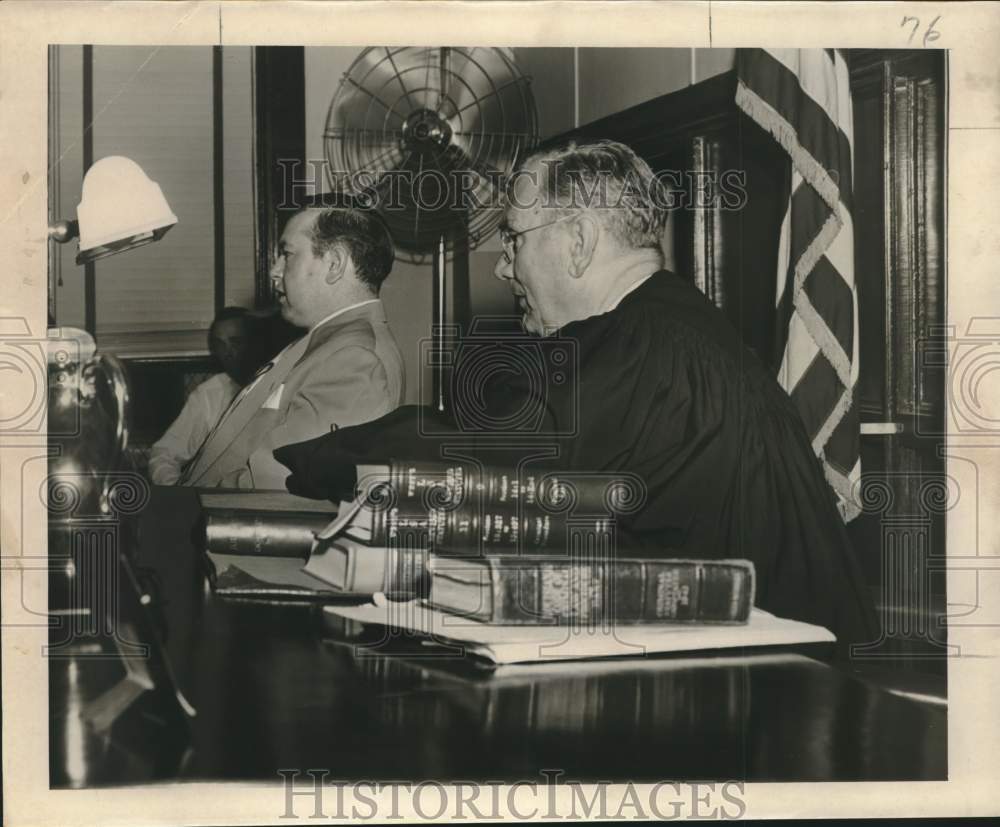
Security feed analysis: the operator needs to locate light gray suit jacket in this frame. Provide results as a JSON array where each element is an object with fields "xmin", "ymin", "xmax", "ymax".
[{"xmin": 183, "ymin": 300, "xmax": 404, "ymax": 489}]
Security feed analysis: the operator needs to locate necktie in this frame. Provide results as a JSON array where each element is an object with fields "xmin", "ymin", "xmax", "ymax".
[{"xmin": 178, "ymin": 359, "xmax": 276, "ymax": 485}]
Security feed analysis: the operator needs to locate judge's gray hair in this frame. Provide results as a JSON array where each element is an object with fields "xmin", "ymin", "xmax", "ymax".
[{"xmin": 515, "ymin": 139, "xmax": 668, "ymax": 250}]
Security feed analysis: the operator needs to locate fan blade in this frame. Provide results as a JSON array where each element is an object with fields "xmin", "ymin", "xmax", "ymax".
[
  {"xmin": 383, "ymin": 47, "xmax": 418, "ymax": 112},
  {"xmin": 442, "ymin": 48, "xmax": 506, "ymax": 118},
  {"xmin": 326, "ymin": 46, "xmax": 538, "ymax": 261},
  {"xmin": 327, "ymin": 135, "xmax": 405, "ymax": 181}
]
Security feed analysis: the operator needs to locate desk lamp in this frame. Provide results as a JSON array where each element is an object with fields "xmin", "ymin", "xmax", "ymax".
[{"xmin": 48, "ymin": 155, "xmax": 178, "ymax": 265}]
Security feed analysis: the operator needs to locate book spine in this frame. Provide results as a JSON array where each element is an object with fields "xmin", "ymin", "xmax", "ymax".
[
  {"xmin": 368, "ymin": 461, "xmax": 625, "ymax": 553},
  {"xmin": 430, "ymin": 559, "xmax": 754, "ymax": 624},
  {"xmin": 202, "ymin": 510, "xmax": 329, "ymax": 558},
  {"xmin": 382, "ymin": 547, "xmax": 431, "ymax": 599}
]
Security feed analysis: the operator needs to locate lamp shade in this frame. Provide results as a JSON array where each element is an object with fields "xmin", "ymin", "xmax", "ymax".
[{"xmin": 75, "ymin": 156, "xmax": 178, "ymax": 265}]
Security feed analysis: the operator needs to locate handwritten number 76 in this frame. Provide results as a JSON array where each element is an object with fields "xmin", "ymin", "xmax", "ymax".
[{"xmin": 901, "ymin": 15, "xmax": 942, "ymax": 47}]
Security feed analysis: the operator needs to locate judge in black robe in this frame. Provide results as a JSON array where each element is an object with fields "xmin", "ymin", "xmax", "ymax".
[{"xmin": 274, "ymin": 140, "xmax": 879, "ymax": 650}]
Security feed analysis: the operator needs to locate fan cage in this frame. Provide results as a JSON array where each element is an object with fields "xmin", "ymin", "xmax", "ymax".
[{"xmin": 324, "ymin": 47, "xmax": 539, "ymax": 263}]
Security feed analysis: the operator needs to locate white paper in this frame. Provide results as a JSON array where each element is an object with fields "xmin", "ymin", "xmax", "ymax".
[{"xmin": 324, "ymin": 602, "xmax": 835, "ymax": 665}]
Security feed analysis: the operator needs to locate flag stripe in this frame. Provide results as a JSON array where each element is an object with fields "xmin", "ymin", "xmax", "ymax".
[
  {"xmin": 769, "ymin": 49, "xmax": 854, "ymax": 168},
  {"xmin": 790, "ymin": 351, "xmax": 844, "ymax": 438},
  {"xmin": 824, "ymin": 386, "xmax": 860, "ymax": 477},
  {"xmin": 803, "ymin": 255, "xmax": 854, "ymax": 357},
  {"xmin": 736, "ymin": 48, "xmax": 861, "ymax": 522},
  {"xmin": 823, "ymin": 210, "xmax": 855, "ymax": 278},
  {"xmin": 780, "ymin": 310, "xmax": 820, "ymax": 391},
  {"xmin": 774, "ymin": 171, "xmax": 798, "ymax": 308},
  {"xmin": 737, "ymin": 49, "xmax": 854, "ymax": 215},
  {"xmin": 789, "ymin": 184, "xmax": 831, "ymax": 273},
  {"xmin": 755, "ymin": 49, "xmax": 854, "ymax": 215},
  {"xmin": 768, "ymin": 50, "xmax": 843, "ymax": 132},
  {"xmin": 772, "ymin": 198, "xmax": 794, "ymax": 365},
  {"xmin": 773, "ymin": 270, "xmax": 795, "ymax": 365},
  {"xmin": 790, "ymin": 217, "xmax": 852, "ymax": 386}
]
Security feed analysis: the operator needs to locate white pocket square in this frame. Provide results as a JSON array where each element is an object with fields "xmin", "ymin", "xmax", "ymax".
[{"xmin": 262, "ymin": 383, "xmax": 284, "ymax": 410}]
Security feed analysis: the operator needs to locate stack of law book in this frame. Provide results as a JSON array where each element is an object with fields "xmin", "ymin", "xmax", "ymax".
[{"xmin": 197, "ymin": 460, "xmax": 757, "ymax": 628}]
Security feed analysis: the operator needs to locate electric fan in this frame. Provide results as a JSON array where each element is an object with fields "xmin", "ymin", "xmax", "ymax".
[{"xmin": 324, "ymin": 47, "xmax": 538, "ymax": 409}]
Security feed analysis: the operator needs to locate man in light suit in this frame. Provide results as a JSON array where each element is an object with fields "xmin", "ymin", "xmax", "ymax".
[{"xmin": 180, "ymin": 207, "xmax": 405, "ymax": 489}]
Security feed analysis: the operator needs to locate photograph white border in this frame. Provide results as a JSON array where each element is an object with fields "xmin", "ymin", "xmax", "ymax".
[{"xmin": 2, "ymin": 1, "xmax": 999, "ymax": 822}]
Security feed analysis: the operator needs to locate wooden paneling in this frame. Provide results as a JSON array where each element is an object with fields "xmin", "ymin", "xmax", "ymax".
[
  {"xmin": 253, "ymin": 47, "xmax": 306, "ymax": 304},
  {"xmin": 222, "ymin": 47, "xmax": 257, "ymax": 309},
  {"xmin": 893, "ymin": 70, "xmax": 945, "ymax": 420},
  {"xmin": 124, "ymin": 355, "xmax": 216, "ymax": 447},
  {"xmin": 851, "ymin": 50, "xmax": 946, "ymax": 432},
  {"xmin": 49, "ymin": 46, "xmax": 86, "ymax": 327},
  {"xmin": 852, "ymin": 69, "xmax": 889, "ymax": 418},
  {"xmin": 691, "ymin": 135, "xmax": 724, "ymax": 308},
  {"xmin": 847, "ymin": 51, "xmax": 947, "ymax": 634},
  {"xmin": 552, "ymin": 70, "xmax": 788, "ymax": 364}
]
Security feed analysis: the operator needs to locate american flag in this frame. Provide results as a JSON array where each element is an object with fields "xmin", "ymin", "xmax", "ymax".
[{"xmin": 735, "ymin": 48, "xmax": 860, "ymax": 522}]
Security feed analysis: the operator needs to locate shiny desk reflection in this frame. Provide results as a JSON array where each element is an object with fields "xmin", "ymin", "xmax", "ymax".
[{"xmin": 52, "ymin": 486, "xmax": 946, "ymax": 785}]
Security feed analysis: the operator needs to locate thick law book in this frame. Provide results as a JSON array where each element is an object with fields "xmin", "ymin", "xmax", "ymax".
[
  {"xmin": 339, "ymin": 460, "xmax": 639, "ymax": 553},
  {"xmin": 202, "ymin": 510, "xmax": 331, "ymax": 558},
  {"xmin": 203, "ymin": 537, "xmax": 428, "ymax": 602},
  {"xmin": 196, "ymin": 491, "xmax": 426, "ymax": 600},
  {"xmin": 425, "ymin": 557, "xmax": 754, "ymax": 624},
  {"xmin": 197, "ymin": 490, "xmax": 336, "ymax": 558},
  {"xmin": 198, "ymin": 490, "xmax": 337, "ymax": 514},
  {"xmin": 301, "ymin": 536, "xmax": 428, "ymax": 598}
]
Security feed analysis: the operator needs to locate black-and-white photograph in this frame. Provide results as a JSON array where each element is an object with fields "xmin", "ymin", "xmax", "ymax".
[
  {"xmin": 43, "ymin": 39, "xmax": 947, "ymax": 781},
  {"xmin": 3, "ymin": 2, "xmax": 998, "ymax": 822}
]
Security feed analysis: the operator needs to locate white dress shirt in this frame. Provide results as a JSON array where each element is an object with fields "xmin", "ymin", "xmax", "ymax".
[
  {"xmin": 307, "ymin": 298, "xmax": 382, "ymax": 336},
  {"xmin": 148, "ymin": 373, "xmax": 241, "ymax": 485}
]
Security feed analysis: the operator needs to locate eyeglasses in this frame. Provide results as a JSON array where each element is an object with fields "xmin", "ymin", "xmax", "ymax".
[{"xmin": 499, "ymin": 213, "xmax": 577, "ymax": 263}]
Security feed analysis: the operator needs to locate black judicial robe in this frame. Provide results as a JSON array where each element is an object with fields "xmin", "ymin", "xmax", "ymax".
[{"xmin": 275, "ymin": 271, "xmax": 879, "ymax": 647}]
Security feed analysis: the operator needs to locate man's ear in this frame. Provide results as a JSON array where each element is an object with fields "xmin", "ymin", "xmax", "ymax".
[
  {"xmin": 567, "ymin": 213, "xmax": 599, "ymax": 279},
  {"xmin": 323, "ymin": 243, "xmax": 348, "ymax": 284}
]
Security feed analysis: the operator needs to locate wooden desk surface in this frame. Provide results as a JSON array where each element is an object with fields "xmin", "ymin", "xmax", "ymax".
[{"xmin": 50, "ymin": 486, "xmax": 946, "ymax": 786}]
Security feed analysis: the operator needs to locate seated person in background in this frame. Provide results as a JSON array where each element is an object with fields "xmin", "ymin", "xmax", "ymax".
[
  {"xmin": 274, "ymin": 139, "xmax": 878, "ymax": 648},
  {"xmin": 149, "ymin": 307, "xmax": 254, "ymax": 485},
  {"xmin": 179, "ymin": 206, "xmax": 405, "ymax": 489}
]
